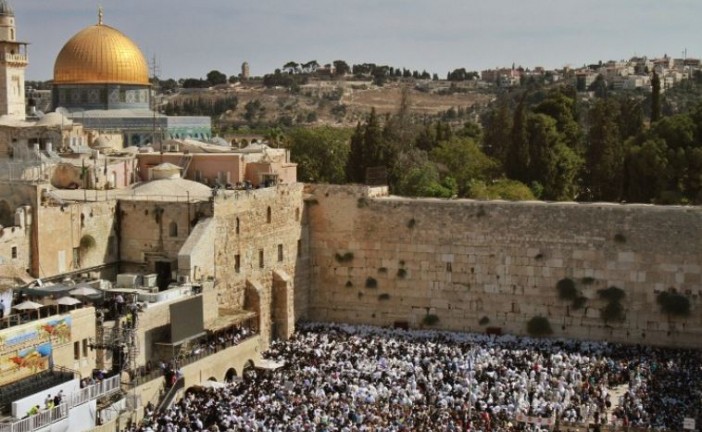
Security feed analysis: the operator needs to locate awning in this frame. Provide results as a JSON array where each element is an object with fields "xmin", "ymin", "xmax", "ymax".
[
  {"xmin": 255, "ymin": 359, "xmax": 285, "ymax": 371},
  {"xmin": 205, "ymin": 309, "xmax": 256, "ymax": 333},
  {"xmin": 20, "ymin": 284, "xmax": 74, "ymax": 297}
]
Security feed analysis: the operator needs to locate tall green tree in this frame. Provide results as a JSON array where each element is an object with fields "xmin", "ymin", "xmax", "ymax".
[
  {"xmin": 288, "ymin": 127, "xmax": 351, "ymax": 184},
  {"xmin": 482, "ymin": 97, "xmax": 512, "ymax": 163},
  {"xmin": 587, "ymin": 99, "xmax": 626, "ymax": 201},
  {"xmin": 430, "ymin": 138, "xmax": 500, "ymax": 196},
  {"xmin": 346, "ymin": 122, "xmax": 365, "ymax": 183},
  {"xmin": 506, "ymin": 96, "xmax": 530, "ymax": 182},
  {"xmin": 651, "ymin": 71, "xmax": 662, "ymax": 122}
]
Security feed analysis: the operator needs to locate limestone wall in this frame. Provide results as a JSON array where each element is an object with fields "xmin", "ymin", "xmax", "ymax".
[
  {"xmin": 306, "ymin": 185, "xmax": 702, "ymax": 348},
  {"xmin": 212, "ymin": 185, "xmax": 309, "ymax": 344}
]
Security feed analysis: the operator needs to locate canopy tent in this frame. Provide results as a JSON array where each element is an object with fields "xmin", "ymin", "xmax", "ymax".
[
  {"xmin": 13, "ymin": 300, "xmax": 44, "ymax": 311},
  {"xmin": 69, "ymin": 286, "xmax": 101, "ymax": 297},
  {"xmin": 56, "ymin": 296, "xmax": 81, "ymax": 306},
  {"xmin": 19, "ymin": 283, "xmax": 73, "ymax": 297},
  {"xmin": 255, "ymin": 359, "xmax": 285, "ymax": 371}
]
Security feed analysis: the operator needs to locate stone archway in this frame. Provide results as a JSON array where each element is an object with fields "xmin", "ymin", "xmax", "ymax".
[
  {"xmin": 242, "ymin": 360, "xmax": 255, "ymax": 381},
  {"xmin": 224, "ymin": 367, "xmax": 238, "ymax": 383}
]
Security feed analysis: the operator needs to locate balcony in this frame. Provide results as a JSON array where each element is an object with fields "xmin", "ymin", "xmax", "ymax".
[
  {"xmin": 0, "ymin": 54, "xmax": 27, "ymax": 65},
  {"xmin": 0, "ymin": 375, "xmax": 120, "ymax": 432}
]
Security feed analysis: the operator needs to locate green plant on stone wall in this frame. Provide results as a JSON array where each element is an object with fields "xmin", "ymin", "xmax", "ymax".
[
  {"xmin": 407, "ymin": 219, "xmax": 416, "ymax": 229},
  {"xmin": 614, "ymin": 233, "xmax": 626, "ymax": 243},
  {"xmin": 79, "ymin": 234, "xmax": 96, "ymax": 250},
  {"xmin": 556, "ymin": 278, "xmax": 577, "ymax": 301},
  {"xmin": 581, "ymin": 277, "xmax": 596, "ymax": 285},
  {"xmin": 526, "ymin": 316, "xmax": 553, "ymax": 337},
  {"xmin": 598, "ymin": 286, "xmax": 626, "ymax": 303},
  {"xmin": 378, "ymin": 293, "xmax": 390, "ymax": 301},
  {"xmin": 657, "ymin": 291, "xmax": 691, "ymax": 317},
  {"xmin": 478, "ymin": 316, "xmax": 490, "ymax": 326},
  {"xmin": 345, "ymin": 280, "xmax": 353, "ymax": 288},
  {"xmin": 335, "ymin": 252, "xmax": 354, "ymax": 263},
  {"xmin": 397, "ymin": 268, "xmax": 407, "ymax": 279},
  {"xmin": 365, "ymin": 277, "xmax": 378, "ymax": 289},
  {"xmin": 423, "ymin": 314, "xmax": 440, "ymax": 326},
  {"xmin": 601, "ymin": 300, "xmax": 626, "ymax": 323},
  {"xmin": 378, "ymin": 267, "xmax": 388, "ymax": 274},
  {"xmin": 572, "ymin": 296, "xmax": 588, "ymax": 310}
]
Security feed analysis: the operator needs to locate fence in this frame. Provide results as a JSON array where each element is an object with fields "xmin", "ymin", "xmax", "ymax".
[{"xmin": 0, "ymin": 375, "xmax": 121, "ymax": 432}]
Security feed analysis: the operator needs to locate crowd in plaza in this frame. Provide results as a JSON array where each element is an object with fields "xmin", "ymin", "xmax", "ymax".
[{"xmin": 129, "ymin": 323, "xmax": 701, "ymax": 432}]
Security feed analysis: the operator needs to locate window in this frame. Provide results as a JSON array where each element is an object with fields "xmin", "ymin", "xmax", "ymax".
[
  {"xmin": 11, "ymin": 246, "xmax": 16, "ymax": 259},
  {"xmin": 235, "ymin": 217, "xmax": 240, "ymax": 235},
  {"xmin": 259, "ymin": 249, "xmax": 264, "ymax": 269},
  {"xmin": 82, "ymin": 339, "xmax": 88, "ymax": 357},
  {"xmin": 169, "ymin": 222, "xmax": 178, "ymax": 237},
  {"xmin": 74, "ymin": 341, "xmax": 80, "ymax": 360},
  {"xmin": 297, "ymin": 239, "xmax": 302, "ymax": 257},
  {"xmin": 267, "ymin": 207, "xmax": 272, "ymax": 224},
  {"xmin": 278, "ymin": 244, "xmax": 284, "ymax": 262},
  {"xmin": 235, "ymin": 254, "xmax": 240, "ymax": 273}
]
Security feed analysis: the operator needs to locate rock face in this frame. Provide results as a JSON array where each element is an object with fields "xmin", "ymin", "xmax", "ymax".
[{"xmin": 305, "ymin": 185, "xmax": 702, "ymax": 348}]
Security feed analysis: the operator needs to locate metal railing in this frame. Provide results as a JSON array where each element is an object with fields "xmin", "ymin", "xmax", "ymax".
[
  {"xmin": 0, "ymin": 375, "xmax": 121, "ymax": 432},
  {"xmin": 0, "ymin": 404, "xmax": 68, "ymax": 432}
]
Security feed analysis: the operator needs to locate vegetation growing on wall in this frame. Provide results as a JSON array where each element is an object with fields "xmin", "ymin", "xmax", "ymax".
[
  {"xmin": 365, "ymin": 277, "xmax": 378, "ymax": 288},
  {"xmin": 657, "ymin": 290, "xmax": 691, "ymax": 317},
  {"xmin": 556, "ymin": 278, "xmax": 577, "ymax": 300},
  {"xmin": 479, "ymin": 316, "xmax": 490, "ymax": 326},
  {"xmin": 397, "ymin": 268, "xmax": 407, "ymax": 278},
  {"xmin": 598, "ymin": 286, "xmax": 627, "ymax": 324},
  {"xmin": 422, "ymin": 314, "xmax": 440, "ymax": 326},
  {"xmin": 526, "ymin": 316, "xmax": 553, "ymax": 337},
  {"xmin": 378, "ymin": 293, "xmax": 390, "ymax": 301},
  {"xmin": 334, "ymin": 252, "xmax": 354, "ymax": 263},
  {"xmin": 79, "ymin": 234, "xmax": 96, "ymax": 250}
]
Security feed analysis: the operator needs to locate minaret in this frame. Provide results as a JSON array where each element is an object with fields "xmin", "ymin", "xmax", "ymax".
[{"xmin": 0, "ymin": 0, "xmax": 27, "ymax": 119}]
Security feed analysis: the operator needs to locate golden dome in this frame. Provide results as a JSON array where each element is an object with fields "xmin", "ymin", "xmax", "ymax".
[{"xmin": 53, "ymin": 22, "xmax": 149, "ymax": 86}]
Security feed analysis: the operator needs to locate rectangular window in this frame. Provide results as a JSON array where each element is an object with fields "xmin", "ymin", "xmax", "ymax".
[
  {"xmin": 297, "ymin": 239, "xmax": 302, "ymax": 257},
  {"xmin": 11, "ymin": 246, "xmax": 16, "ymax": 259},
  {"xmin": 278, "ymin": 244, "xmax": 284, "ymax": 262},
  {"xmin": 235, "ymin": 254, "xmax": 240, "ymax": 273},
  {"xmin": 74, "ymin": 341, "xmax": 80, "ymax": 360},
  {"xmin": 82, "ymin": 339, "xmax": 88, "ymax": 357},
  {"xmin": 259, "ymin": 249, "xmax": 264, "ymax": 269}
]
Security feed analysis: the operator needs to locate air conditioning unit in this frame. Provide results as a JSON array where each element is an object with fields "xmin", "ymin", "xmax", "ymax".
[
  {"xmin": 142, "ymin": 273, "xmax": 157, "ymax": 288},
  {"xmin": 178, "ymin": 275, "xmax": 190, "ymax": 284},
  {"xmin": 116, "ymin": 274, "xmax": 139, "ymax": 288}
]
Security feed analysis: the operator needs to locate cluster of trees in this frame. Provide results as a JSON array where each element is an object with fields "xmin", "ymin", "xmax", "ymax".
[
  {"xmin": 287, "ymin": 79, "xmax": 702, "ymax": 205},
  {"xmin": 163, "ymin": 95, "xmax": 238, "ymax": 117}
]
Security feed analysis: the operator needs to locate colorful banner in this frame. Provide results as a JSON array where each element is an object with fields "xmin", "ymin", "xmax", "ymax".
[
  {"xmin": 0, "ymin": 315, "xmax": 72, "ymax": 353},
  {"xmin": 0, "ymin": 342, "xmax": 52, "ymax": 386}
]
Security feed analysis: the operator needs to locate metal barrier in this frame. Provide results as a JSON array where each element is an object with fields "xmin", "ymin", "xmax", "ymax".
[{"xmin": 0, "ymin": 404, "xmax": 68, "ymax": 432}]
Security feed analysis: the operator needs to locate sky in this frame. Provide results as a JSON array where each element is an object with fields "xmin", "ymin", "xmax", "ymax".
[{"xmin": 16, "ymin": 0, "xmax": 702, "ymax": 81}]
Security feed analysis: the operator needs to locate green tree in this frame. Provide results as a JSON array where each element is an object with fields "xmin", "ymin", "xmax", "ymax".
[
  {"xmin": 346, "ymin": 122, "xmax": 365, "ymax": 183},
  {"xmin": 482, "ymin": 96, "xmax": 512, "ymax": 163},
  {"xmin": 430, "ymin": 138, "xmax": 500, "ymax": 196},
  {"xmin": 506, "ymin": 96, "xmax": 530, "ymax": 183},
  {"xmin": 651, "ymin": 71, "xmax": 662, "ymax": 122},
  {"xmin": 206, "ymin": 70, "xmax": 228, "ymax": 86},
  {"xmin": 288, "ymin": 127, "xmax": 352, "ymax": 184},
  {"xmin": 587, "ymin": 98, "xmax": 626, "ymax": 201},
  {"xmin": 624, "ymin": 138, "xmax": 669, "ymax": 202},
  {"xmin": 467, "ymin": 179, "xmax": 535, "ymax": 200},
  {"xmin": 333, "ymin": 60, "xmax": 350, "ymax": 76}
]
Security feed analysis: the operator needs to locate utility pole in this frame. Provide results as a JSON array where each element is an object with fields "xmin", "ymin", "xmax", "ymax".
[{"xmin": 150, "ymin": 55, "xmax": 161, "ymax": 151}]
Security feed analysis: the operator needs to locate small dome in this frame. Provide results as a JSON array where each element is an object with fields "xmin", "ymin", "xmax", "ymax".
[
  {"xmin": 92, "ymin": 136, "xmax": 112, "ymax": 149},
  {"xmin": 0, "ymin": 1, "xmax": 14, "ymax": 17},
  {"xmin": 36, "ymin": 112, "xmax": 72, "ymax": 127},
  {"xmin": 54, "ymin": 22, "xmax": 149, "ymax": 85},
  {"xmin": 132, "ymin": 178, "xmax": 212, "ymax": 199}
]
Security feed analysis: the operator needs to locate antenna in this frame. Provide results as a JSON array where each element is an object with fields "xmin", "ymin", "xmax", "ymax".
[{"xmin": 150, "ymin": 55, "xmax": 161, "ymax": 151}]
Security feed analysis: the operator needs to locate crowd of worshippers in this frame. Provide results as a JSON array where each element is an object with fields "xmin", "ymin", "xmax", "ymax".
[{"xmin": 127, "ymin": 323, "xmax": 701, "ymax": 432}]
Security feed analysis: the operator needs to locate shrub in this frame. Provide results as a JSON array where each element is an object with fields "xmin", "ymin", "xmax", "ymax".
[
  {"xmin": 478, "ymin": 316, "xmax": 490, "ymax": 326},
  {"xmin": 407, "ymin": 219, "xmax": 416, "ymax": 229},
  {"xmin": 556, "ymin": 278, "xmax": 577, "ymax": 301},
  {"xmin": 334, "ymin": 252, "xmax": 354, "ymax": 263},
  {"xmin": 345, "ymin": 280, "xmax": 353, "ymax": 288},
  {"xmin": 572, "ymin": 296, "xmax": 588, "ymax": 310},
  {"xmin": 378, "ymin": 267, "xmax": 388, "ymax": 274},
  {"xmin": 397, "ymin": 268, "xmax": 407, "ymax": 279},
  {"xmin": 598, "ymin": 286, "xmax": 626, "ymax": 303},
  {"xmin": 601, "ymin": 301, "xmax": 626, "ymax": 323},
  {"xmin": 365, "ymin": 277, "xmax": 378, "ymax": 289},
  {"xmin": 357, "ymin": 197, "xmax": 369, "ymax": 208},
  {"xmin": 657, "ymin": 291, "xmax": 691, "ymax": 317},
  {"xmin": 614, "ymin": 233, "xmax": 626, "ymax": 243},
  {"xmin": 79, "ymin": 234, "xmax": 96, "ymax": 250},
  {"xmin": 534, "ymin": 253, "xmax": 544, "ymax": 260},
  {"xmin": 378, "ymin": 293, "xmax": 390, "ymax": 301},
  {"xmin": 526, "ymin": 316, "xmax": 553, "ymax": 337},
  {"xmin": 581, "ymin": 277, "xmax": 596, "ymax": 285},
  {"xmin": 423, "ymin": 314, "xmax": 440, "ymax": 326}
]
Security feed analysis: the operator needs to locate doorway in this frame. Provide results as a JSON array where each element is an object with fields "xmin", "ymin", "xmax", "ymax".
[{"xmin": 155, "ymin": 261, "xmax": 172, "ymax": 291}]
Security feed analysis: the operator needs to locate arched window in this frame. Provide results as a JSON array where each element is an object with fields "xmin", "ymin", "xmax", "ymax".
[
  {"xmin": 169, "ymin": 222, "xmax": 178, "ymax": 237},
  {"xmin": 9, "ymin": 29, "xmax": 14, "ymax": 41},
  {"xmin": 267, "ymin": 207, "xmax": 272, "ymax": 224}
]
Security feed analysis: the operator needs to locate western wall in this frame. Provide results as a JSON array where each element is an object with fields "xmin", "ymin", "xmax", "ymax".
[{"xmin": 305, "ymin": 185, "xmax": 702, "ymax": 348}]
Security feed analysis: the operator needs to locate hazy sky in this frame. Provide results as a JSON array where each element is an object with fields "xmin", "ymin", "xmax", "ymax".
[{"xmin": 16, "ymin": 0, "xmax": 702, "ymax": 81}]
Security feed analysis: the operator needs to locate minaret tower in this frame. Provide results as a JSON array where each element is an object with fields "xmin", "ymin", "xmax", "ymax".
[{"xmin": 0, "ymin": 0, "xmax": 27, "ymax": 119}]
